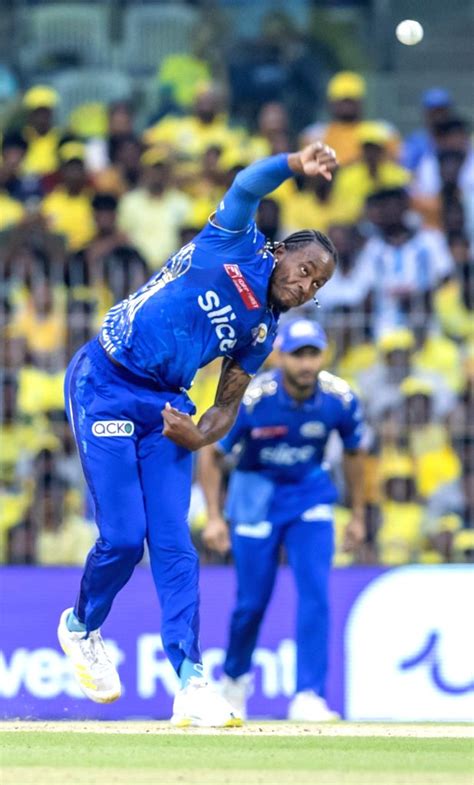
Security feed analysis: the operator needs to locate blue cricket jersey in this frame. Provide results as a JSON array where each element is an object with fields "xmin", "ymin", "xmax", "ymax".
[
  {"xmin": 100, "ymin": 222, "xmax": 278, "ymax": 389},
  {"xmin": 99, "ymin": 154, "xmax": 297, "ymax": 391},
  {"xmin": 218, "ymin": 368, "xmax": 364, "ymax": 524}
]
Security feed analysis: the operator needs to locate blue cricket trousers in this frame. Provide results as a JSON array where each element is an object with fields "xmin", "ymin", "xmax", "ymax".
[
  {"xmin": 64, "ymin": 338, "xmax": 200, "ymax": 673},
  {"xmin": 224, "ymin": 512, "xmax": 334, "ymax": 695}
]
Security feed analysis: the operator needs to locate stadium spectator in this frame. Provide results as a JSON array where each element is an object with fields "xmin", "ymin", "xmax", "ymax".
[
  {"xmin": 401, "ymin": 88, "xmax": 453, "ymax": 172},
  {"xmin": 277, "ymin": 173, "xmax": 342, "ymax": 236},
  {"xmin": 40, "ymin": 142, "xmax": 95, "ymax": 251},
  {"xmin": 93, "ymin": 134, "xmax": 143, "ymax": 197},
  {"xmin": 399, "ymin": 377, "xmax": 462, "ymax": 509},
  {"xmin": 301, "ymin": 72, "xmax": 400, "ymax": 166},
  {"xmin": 117, "ymin": 147, "xmax": 192, "ymax": 268},
  {"xmin": 143, "ymin": 82, "xmax": 247, "ymax": 162},
  {"xmin": 33, "ymin": 475, "xmax": 96, "ymax": 566},
  {"xmin": 227, "ymin": 10, "xmax": 323, "ymax": 133},
  {"xmin": 358, "ymin": 328, "xmax": 455, "ymax": 425},
  {"xmin": 0, "ymin": 182, "xmax": 24, "ymax": 232},
  {"xmin": 330, "ymin": 123, "xmax": 411, "ymax": 223},
  {"xmin": 86, "ymin": 101, "xmax": 136, "ymax": 173},
  {"xmin": 434, "ymin": 232, "xmax": 474, "ymax": 342},
  {"xmin": 256, "ymin": 198, "xmax": 281, "ymax": 244},
  {"xmin": 9, "ymin": 274, "xmax": 66, "ymax": 364},
  {"xmin": 1, "ymin": 132, "xmax": 43, "ymax": 205},
  {"xmin": 246, "ymin": 101, "xmax": 292, "ymax": 159},
  {"xmin": 377, "ymin": 453, "xmax": 424, "ymax": 565},
  {"xmin": 318, "ymin": 224, "xmax": 370, "ymax": 313},
  {"xmin": 20, "ymin": 86, "xmax": 61, "ymax": 177},
  {"xmin": 355, "ymin": 187, "xmax": 453, "ymax": 334},
  {"xmin": 412, "ymin": 118, "xmax": 474, "ymax": 240}
]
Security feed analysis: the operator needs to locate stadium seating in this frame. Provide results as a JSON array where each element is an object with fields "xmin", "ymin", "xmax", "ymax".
[
  {"xmin": 16, "ymin": 3, "xmax": 111, "ymax": 74},
  {"xmin": 120, "ymin": 5, "xmax": 200, "ymax": 75}
]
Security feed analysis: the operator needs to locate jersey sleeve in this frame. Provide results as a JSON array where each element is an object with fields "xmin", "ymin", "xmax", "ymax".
[
  {"xmin": 230, "ymin": 324, "xmax": 277, "ymax": 377},
  {"xmin": 214, "ymin": 154, "xmax": 293, "ymax": 232},
  {"xmin": 218, "ymin": 404, "xmax": 250, "ymax": 454},
  {"xmin": 337, "ymin": 393, "xmax": 365, "ymax": 451}
]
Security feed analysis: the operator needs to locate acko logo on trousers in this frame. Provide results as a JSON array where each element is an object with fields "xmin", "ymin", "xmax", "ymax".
[{"xmin": 92, "ymin": 421, "xmax": 135, "ymax": 437}]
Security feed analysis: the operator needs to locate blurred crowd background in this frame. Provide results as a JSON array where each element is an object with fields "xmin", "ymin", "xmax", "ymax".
[{"xmin": 1, "ymin": 0, "xmax": 473, "ymax": 567}]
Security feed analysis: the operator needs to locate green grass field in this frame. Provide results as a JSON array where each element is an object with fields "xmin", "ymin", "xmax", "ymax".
[{"xmin": 1, "ymin": 722, "xmax": 473, "ymax": 785}]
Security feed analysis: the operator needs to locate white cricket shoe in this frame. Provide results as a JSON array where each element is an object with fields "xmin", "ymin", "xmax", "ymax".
[
  {"xmin": 288, "ymin": 691, "xmax": 340, "ymax": 722},
  {"xmin": 57, "ymin": 607, "xmax": 121, "ymax": 704},
  {"xmin": 220, "ymin": 673, "xmax": 254, "ymax": 720},
  {"xmin": 171, "ymin": 677, "xmax": 243, "ymax": 727}
]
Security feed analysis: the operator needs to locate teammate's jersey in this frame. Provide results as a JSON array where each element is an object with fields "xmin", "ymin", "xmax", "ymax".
[
  {"xmin": 218, "ymin": 368, "xmax": 364, "ymax": 523},
  {"xmin": 100, "ymin": 219, "xmax": 279, "ymax": 390}
]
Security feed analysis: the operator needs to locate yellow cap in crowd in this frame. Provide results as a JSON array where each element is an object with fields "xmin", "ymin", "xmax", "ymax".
[
  {"xmin": 327, "ymin": 71, "xmax": 366, "ymax": 101},
  {"xmin": 59, "ymin": 142, "xmax": 86, "ymax": 163},
  {"xmin": 378, "ymin": 328, "xmax": 415, "ymax": 354},
  {"xmin": 140, "ymin": 147, "xmax": 170, "ymax": 167},
  {"xmin": 400, "ymin": 376, "xmax": 434, "ymax": 398},
  {"xmin": 23, "ymin": 85, "xmax": 59, "ymax": 110},
  {"xmin": 357, "ymin": 121, "xmax": 391, "ymax": 147}
]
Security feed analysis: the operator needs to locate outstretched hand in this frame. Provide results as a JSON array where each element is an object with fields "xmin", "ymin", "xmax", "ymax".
[{"xmin": 289, "ymin": 142, "xmax": 338, "ymax": 181}]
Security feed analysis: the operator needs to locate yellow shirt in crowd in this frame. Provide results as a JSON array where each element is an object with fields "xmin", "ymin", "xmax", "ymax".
[
  {"xmin": 22, "ymin": 127, "xmax": 60, "ymax": 176},
  {"xmin": 435, "ymin": 279, "xmax": 474, "ymax": 342},
  {"xmin": 0, "ymin": 191, "xmax": 24, "ymax": 231},
  {"xmin": 118, "ymin": 187, "xmax": 192, "ymax": 268},
  {"xmin": 143, "ymin": 115, "xmax": 247, "ymax": 161},
  {"xmin": 271, "ymin": 179, "xmax": 341, "ymax": 235},
  {"xmin": 41, "ymin": 187, "xmax": 95, "ymax": 250},
  {"xmin": 302, "ymin": 121, "xmax": 400, "ymax": 167},
  {"xmin": 331, "ymin": 160, "xmax": 411, "ymax": 222}
]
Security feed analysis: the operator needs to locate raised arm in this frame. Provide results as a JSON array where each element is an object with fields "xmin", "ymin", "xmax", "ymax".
[
  {"xmin": 215, "ymin": 143, "xmax": 337, "ymax": 232},
  {"xmin": 162, "ymin": 357, "xmax": 250, "ymax": 451}
]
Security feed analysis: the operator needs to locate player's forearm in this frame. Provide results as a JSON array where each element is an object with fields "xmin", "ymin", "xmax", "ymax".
[
  {"xmin": 196, "ymin": 404, "xmax": 239, "ymax": 446},
  {"xmin": 196, "ymin": 358, "xmax": 250, "ymax": 445},
  {"xmin": 198, "ymin": 445, "xmax": 225, "ymax": 518},
  {"xmin": 215, "ymin": 154, "xmax": 293, "ymax": 231},
  {"xmin": 343, "ymin": 450, "xmax": 365, "ymax": 517}
]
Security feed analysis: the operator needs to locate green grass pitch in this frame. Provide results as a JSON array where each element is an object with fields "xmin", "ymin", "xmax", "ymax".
[{"xmin": 1, "ymin": 722, "xmax": 473, "ymax": 784}]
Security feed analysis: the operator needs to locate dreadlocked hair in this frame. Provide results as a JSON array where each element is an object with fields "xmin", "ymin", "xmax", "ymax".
[{"xmin": 280, "ymin": 229, "xmax": 338, "ymax": 264}]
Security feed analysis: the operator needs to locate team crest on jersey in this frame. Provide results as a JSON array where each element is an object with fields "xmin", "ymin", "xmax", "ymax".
[
  {"xmin": 300, "ymin": 421, "xmax": 326, "ymax": 438},
  {"xmin": 224, "ymin": 264, "xmax": 261, "ymax": 310},
  {"xmin": 92, "ymin": 420, "xmax": 135, "ymax": 437},
  {"xmin": 252, "ymin": 322, "xmax": 268, "ymax": 344}
]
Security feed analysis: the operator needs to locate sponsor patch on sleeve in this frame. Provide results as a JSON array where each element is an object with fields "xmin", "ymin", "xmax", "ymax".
[{"xmin": 224, "ymin": 264, "xmax": 261, "ymax": 310}]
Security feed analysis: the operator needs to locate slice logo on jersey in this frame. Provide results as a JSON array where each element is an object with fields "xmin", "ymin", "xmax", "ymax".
[
  {"xmin": 92, "ymin": 421, "xmax": 135, "ymax": 437},
  {"xmin": 197, "ymin": 290, "xmax": 238, "ymax": 352},
  {"xmin": 224, "ymin": 264, "xmax": 261, "ymax": 310},
  {"xmin": 260, "ymin": 443, "xmax": 315, "ymax": 466},
  {"xmin": 300, "ymin": 421, "xmax": 326, "ymax": 438},
  {"xmin": 251, "ymin": 425, "xmax": 289, "ymax": 439},
  {"xmin": 252, "ymin": 322, "xmax": 268, "ymax": 345}
]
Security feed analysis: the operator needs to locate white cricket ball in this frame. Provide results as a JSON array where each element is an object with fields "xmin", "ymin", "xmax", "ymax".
[{"xmin": 395, "ymin": 19, "xmax": 424, "ymax": 46}]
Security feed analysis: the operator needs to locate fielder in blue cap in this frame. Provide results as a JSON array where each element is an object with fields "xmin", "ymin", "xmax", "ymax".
[{"xmin": 199, "ymin": 318, "xmax": 366, "ymax": 721}]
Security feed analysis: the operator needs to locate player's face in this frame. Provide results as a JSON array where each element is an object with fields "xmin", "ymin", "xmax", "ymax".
[
  {"xmin": 269, "ymin": 242, "xmax": 335, "ymax": 312},
  {"xmin": 280, "ymin": 346, "xmax": 324, "ymax": 391}
]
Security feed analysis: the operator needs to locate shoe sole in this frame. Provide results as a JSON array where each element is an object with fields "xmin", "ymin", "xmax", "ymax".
[
  {"xmin": 171, "ymin": 716, "xmax": 244, "ymax": 728},
  {"xmin": 58, "ymin": 630, "xmax": 121, "ymax": 704}
]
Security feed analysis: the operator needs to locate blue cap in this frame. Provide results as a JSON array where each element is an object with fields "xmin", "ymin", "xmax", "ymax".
[
  {"xmin": 422, "ymin": 88, "xmax": 452, "ymax": 109},
  {"xmin": 276, "ymin": 319, "xmax": 328, "ymax": 353}
]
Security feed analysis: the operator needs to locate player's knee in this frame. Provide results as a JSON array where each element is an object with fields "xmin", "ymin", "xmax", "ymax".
[
  {"xmin": 100, "ymin": 533, "xmax": 145, "ymax": 560},
  {"xmin": 235, "ymin": 599, "xmax": 268, "ymax": 625}
]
